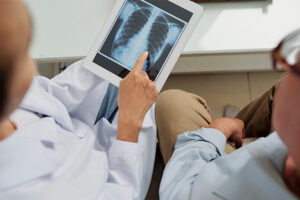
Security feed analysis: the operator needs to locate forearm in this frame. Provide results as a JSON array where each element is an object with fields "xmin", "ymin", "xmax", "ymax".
[
  {"xmin": 160, "ymin": 128, "xmax": 226, "ymax": 199},
  {"xmin": 107, "ymin": 106, "xmax": 157, "ymax": 199},
  {"xmin": 105, "ymin": 52, "xmax": 158, "ymax": 199}
]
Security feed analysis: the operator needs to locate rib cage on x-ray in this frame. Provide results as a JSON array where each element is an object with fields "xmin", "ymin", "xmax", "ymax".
[{"xmin": 111, "ymin": 0, "xmax": 182, "ymax": 71}]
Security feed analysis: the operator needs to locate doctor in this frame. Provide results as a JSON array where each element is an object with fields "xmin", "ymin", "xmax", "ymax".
[{"xmin": 0, "ymin": 1, "xmax": 158, "ymax": 199}]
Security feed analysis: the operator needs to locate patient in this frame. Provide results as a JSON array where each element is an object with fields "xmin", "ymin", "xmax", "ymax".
[
  {"xmin": 157, "ymin": 29, "xmax": 300, "ymax": 199},
  {"xmin": 0, "ymin": 0, "xmax": 158, "ymax": 199}
]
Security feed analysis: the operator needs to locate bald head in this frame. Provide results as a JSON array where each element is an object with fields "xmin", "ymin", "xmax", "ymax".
[{"xmin": 0, "ymin": 0, "xmax": 32, "ymax": 118}]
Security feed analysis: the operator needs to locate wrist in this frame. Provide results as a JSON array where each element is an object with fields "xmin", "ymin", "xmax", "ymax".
[
  {"xmin": 117, "ymin": 134, "xmax": 139, "ymax": 143},
  {"xmin": 208, "ymin": 125, "xmax": 230, "ymax": 139},
  {"xmin": 117, "ymin": 111, "xmax": 143, "ymax": 143}
]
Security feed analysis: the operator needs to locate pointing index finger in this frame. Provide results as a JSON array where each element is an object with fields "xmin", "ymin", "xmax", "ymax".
[{"xmin": 132, "ymin": 51, "xmax": 148, "ymax": 72}]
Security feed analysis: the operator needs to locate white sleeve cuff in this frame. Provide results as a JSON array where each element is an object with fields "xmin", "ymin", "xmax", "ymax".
[
  {"xmin": 176, "ymin": 128, "xmax": 227, "ymax": 156},
  {"xmin": 106, "ymin": 139, "xmax": 142, "ymax": 196},
  {"xmin": 198, "ymin": 128, "xmax": 227, "ymax": 155},
  {"xmin": 108, "ymin": 139, "xmax": 141, "ymax": 165}
]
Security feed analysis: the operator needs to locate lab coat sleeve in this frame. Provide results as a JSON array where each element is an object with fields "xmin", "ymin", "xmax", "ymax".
[
  {"xmin": 106, "ymin": 139, "xmax": 143, "ymax": 200},
  {"xmin": 35, "ymin": 60, "xmax": 104, "ymax": 113},
  {"xmin": 100, "ymin": 106, "xmax": 157, "ymax": 200},
  {"xmin": 159, "ymin": 128, "xmax": 226, "ymax": 200}
]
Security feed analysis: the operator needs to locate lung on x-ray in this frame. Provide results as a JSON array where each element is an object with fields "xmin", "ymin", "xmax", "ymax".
[{"xmin": 98, "ymin": 0, "xmax": 186, "ymax": 81}]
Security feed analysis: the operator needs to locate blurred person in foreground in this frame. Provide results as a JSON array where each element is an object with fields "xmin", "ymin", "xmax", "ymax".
[{"xmin": 0, "ymin": 0, "xmax": 159, "ymax": 199}]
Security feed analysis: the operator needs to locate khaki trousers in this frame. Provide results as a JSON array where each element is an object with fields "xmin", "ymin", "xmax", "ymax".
[{"xmin": 146, "ymin": 85, "xmax": 276, "ymax": 200}]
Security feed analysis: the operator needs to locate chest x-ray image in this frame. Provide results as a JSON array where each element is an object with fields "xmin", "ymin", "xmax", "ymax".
[{"xmin": 98, "ymin": 0, "xmax": 186, "ymax": 81}]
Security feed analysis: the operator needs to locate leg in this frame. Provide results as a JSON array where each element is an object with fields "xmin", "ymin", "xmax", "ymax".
[
  {"xmin": 236, "ymin": 85, "xmax": 276, "ymax": 138},
  {"xmin": 236, "ymin": 73, "xmax": 288, "ymax": 138},
  {"xmin": 156, "ymin": 89, "xmax": 235, "ymax": 164},
  {"xmin": 146, "ymin": 89, "xmax": 240, "ymax": 199},
  {"xmin": 146, "ymin": 90, "xmax": 213, "ymax": 199}
]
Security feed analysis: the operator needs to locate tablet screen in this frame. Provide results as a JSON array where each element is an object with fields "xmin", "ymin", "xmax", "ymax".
[{"xmin": 93, "ymin": 0, "xmax": 193, "ymax": 81}]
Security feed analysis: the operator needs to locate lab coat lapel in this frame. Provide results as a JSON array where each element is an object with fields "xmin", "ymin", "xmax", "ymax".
[
  {"xmin": 20, "ymin": 79, "xmax": 74, "ymax": 132},
  {"xmin": 0, "ymin": 117, "xmax": 62, "ymax": 190}
]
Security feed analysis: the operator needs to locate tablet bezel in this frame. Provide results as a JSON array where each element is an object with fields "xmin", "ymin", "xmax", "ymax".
[{"xmin": 84, "ymin": 0, "xmax": 203, "ymax": 91}]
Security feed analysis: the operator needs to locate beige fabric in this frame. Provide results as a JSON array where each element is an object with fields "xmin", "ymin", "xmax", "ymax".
[
  {"xmin": 155, "ymin": 89, "xmax": 236, "ymax": 164},
  {"xmin": 236, "ymin": 74, "xmax": 285, "ymax": 138},
  {"xmin": 155, "ymin": 86, "xmax": 279, "ymax": 162},
  {"xmin": 236, "ymin": 86, "xmax": 276, "ymax": 138},
  {"xmin": 146, "ymin": 89, "xmax": 235, "ymax": 199},
  {"xmin": 146, "ymin": 85, "xmax": 277, "ymax": 199}
]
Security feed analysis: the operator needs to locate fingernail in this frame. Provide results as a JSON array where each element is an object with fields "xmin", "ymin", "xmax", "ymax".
[{"xmin": 144, "ymin": 51, "xmax": 149, "ymax": 56}]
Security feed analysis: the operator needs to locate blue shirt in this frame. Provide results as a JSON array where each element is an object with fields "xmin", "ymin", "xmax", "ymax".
[{"xmin": 160, "ymin": 128, "xmax": 298, "ymax": 200}]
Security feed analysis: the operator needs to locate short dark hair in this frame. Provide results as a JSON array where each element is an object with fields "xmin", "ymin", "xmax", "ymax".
[{"xmin": 0, "ymin": 62, "xmax": 10, "ymax": 118}]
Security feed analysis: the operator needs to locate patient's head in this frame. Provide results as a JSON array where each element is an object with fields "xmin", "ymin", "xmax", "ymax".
[
  {"xmin": 273, "ymin": 53, "xmax": 300, "ymax": 196},
  {"xmin": 0, "ymin": 0, "xmax": 35, "ymax": 122}
]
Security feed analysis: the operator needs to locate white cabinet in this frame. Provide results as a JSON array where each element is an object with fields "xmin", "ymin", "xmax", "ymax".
[{"xmin": 25, "ymin": 0, "xmax": 300, "ymax": 76}]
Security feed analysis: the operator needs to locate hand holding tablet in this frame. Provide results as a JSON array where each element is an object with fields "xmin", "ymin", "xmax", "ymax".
[{"xmin": 84, "ymin": 0, "xmax": 203, "ymax": 91}]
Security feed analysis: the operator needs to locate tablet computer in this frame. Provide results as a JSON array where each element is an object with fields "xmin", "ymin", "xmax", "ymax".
[{"xmin": 84, "ymin": 0, "xmax": 203, "ymax": 91}]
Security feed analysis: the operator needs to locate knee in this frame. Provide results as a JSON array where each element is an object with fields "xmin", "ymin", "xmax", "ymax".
[
  {"xmin": 156, "ymin": 89, "xmax": 188, "ymax": 112},
  {"xmin": 156, "ymin": 89, "xmax": 209, "ymax": 114}
]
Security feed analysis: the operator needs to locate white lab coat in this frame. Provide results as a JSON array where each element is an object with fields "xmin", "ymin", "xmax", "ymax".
[{"xmin": 0, "ymin": 60, "xmax": 157, "ymax": 200}]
